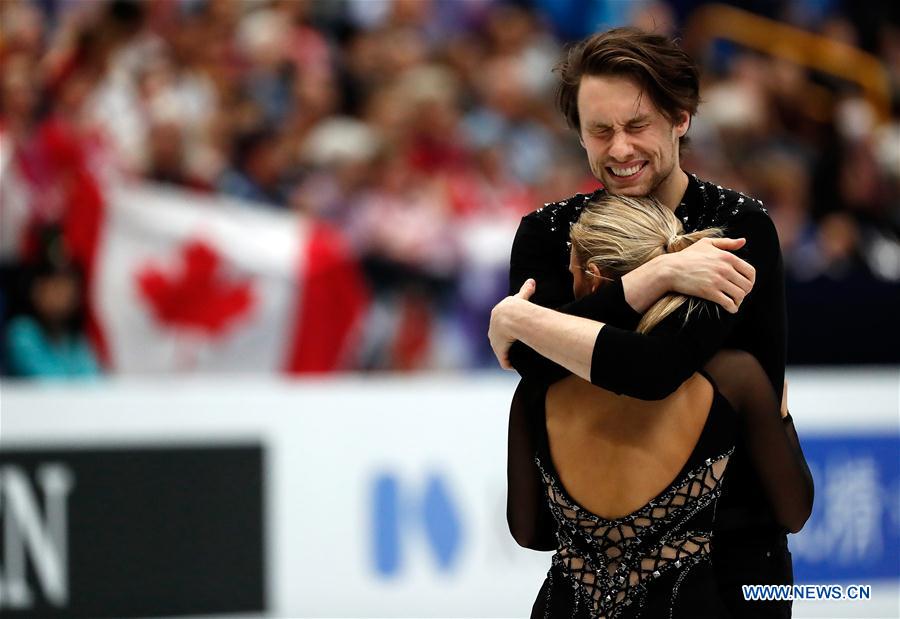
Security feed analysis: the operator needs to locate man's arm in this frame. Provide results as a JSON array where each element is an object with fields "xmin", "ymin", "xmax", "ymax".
[
  {"xmin": 502, "ymin": 213, "xmax": 755, "ymax": 381},
  {"xmin": 495, "ymin": 212, "xmax": 779, "ymax": 399},
  {"xmin": 501, "ymin": 234, "xmax": 755, "ymax": 375},
  {"xmin": 496, "ymin": 287, "xmax": 731, "ymax": 399},
  {"xmin": 620, "ymin": 237, "xmax": 754, "ymax": 314}
]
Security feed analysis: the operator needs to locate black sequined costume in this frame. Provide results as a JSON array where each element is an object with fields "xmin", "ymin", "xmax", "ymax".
[
  {"xmin": 510, "ymin": 353, "xmax": 813, "ymax": 619},
  {"xmin": 505, "ymin": 174, "xmax": 801, "ymax": 618}
]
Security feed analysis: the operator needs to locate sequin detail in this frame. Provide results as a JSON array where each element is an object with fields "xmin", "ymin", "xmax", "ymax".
[
  {"xmin": 536, "ymin": 450, "xmax": 733, "ymax": 618},
  {"xmin": 535, "ymin": 176, "xmax": 768, "ymax": 242},
  {"xmin": 683, "ymin": 175, "xmax": 770, "ymax": 232}
]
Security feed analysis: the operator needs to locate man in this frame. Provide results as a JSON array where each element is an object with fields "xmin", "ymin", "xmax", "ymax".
[{"xmin": 490, "ymin": 28, "xmax": 792, "ymax": 618}]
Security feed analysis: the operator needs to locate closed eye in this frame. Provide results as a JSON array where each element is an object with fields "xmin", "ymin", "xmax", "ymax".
[{"xmin": 588, "ymin": 127, "xmax": 613, "ymax": 138}]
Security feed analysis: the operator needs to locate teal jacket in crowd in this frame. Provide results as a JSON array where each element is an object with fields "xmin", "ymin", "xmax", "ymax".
[{"xmin": 5, "ymin": 316, "xmax": 100, "ymax": 379}]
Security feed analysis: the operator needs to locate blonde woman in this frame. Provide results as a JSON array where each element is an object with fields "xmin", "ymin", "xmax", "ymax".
[{"xmin": 507, "ymin": 196, "xmax": 813, "ymax": 618}]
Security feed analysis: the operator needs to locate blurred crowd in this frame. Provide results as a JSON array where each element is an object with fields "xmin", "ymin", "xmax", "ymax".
[{"xmin": 1, "ymin": 0, "xmax": 898, "ymax": 378}]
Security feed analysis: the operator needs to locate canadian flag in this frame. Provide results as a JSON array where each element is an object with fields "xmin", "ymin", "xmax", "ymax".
[{"xmin": 86, "ymin": 183, "xmax": 369, "ymax": 374}]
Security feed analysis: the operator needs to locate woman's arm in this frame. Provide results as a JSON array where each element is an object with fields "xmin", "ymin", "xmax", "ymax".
[
  {"xmin": 705, "ymin": 351, "xmax": 814, "ymax": 533},
  {"xmin": 507, "ymin": 380, "xmax": 557, "ymax": 550}
]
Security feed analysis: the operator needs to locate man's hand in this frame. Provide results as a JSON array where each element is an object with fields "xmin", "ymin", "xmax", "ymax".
[
  {"xmin": 488, "ymin": 278, "xmax": 536, "ymax": 370},
  {"xmin": 661, "ymin": 237, "xmax": 756, "ymax": 313}
]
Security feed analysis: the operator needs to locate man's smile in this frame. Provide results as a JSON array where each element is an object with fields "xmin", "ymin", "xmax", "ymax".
[{"xmin": 607, "ymin": 161, "xmax": 648, "ymax": 180}]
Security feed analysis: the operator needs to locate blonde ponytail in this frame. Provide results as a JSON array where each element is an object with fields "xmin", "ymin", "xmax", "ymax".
[{"xmin": 569, "ymin": 195, "xmax": 723, "ymax": 333}]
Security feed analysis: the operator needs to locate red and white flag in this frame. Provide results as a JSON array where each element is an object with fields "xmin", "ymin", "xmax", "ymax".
[{"xmin": 89, "ymin": 183, "xmax": 369, "ymax": 374}]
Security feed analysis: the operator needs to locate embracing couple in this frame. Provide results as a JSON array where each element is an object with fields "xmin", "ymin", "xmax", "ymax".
[{"xmin": 488, "ymin": 27, "xmax": 814, "ymax": 619}]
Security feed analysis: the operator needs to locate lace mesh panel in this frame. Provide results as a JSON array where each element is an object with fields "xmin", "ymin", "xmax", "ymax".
[{"xmin": 537, "ymin": 451, "xmax": 732, "ymax": 618}]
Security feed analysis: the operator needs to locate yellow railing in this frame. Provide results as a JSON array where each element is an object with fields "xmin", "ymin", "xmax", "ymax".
[{"xmin": 685, "ymin": 4, "xmax": 891, "ymax": 122}]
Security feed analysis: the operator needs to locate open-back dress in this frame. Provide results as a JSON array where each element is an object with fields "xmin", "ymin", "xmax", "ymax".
[{"xmin": 508, "ymin": 351, "xmax": 813, "ymax": 619}]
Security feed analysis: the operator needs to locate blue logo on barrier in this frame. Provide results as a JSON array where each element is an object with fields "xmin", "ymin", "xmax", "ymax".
[
  {"xmin": 371, "ymin": 472, "xmax": 464, "ymax": 576},
  {"xmin": 791, "ymin": 434, "xmax": 900, "ymax": 582}
]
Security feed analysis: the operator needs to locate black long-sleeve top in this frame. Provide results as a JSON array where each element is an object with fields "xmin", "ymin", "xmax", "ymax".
[{"xmin": 506, "ymin": 173, "xmax": 790, "ymax": 544}]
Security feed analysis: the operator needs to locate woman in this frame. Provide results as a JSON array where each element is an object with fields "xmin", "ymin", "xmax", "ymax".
[
  {"xmin": 506, "ymin": 195, "xmax": 813, "ymax": 618},
  {"xmin": 5, "ymin": 256, "xmax": 100, "ymax": 379}
]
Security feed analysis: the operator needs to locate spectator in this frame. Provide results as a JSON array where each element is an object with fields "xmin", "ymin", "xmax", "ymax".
[
  {"xmin": 5, "ymin": 253, "xmax": 100, "ymax": 379},
  {"xmin": 217, "ymin": 126, "xmax": 290, "ymax": 206},
  {"xmin": 1, "ymin": 0, "xmax": 897, "ymax": 370}
]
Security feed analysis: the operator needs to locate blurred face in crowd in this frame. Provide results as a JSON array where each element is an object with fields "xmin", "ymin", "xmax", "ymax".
[
  {"xmin": 148, "ymin": 122, "xmax": 185, "ymax": 175},
  {"xmin": 246, "ymin": 141, "xmax": 285, "ymax": 188},
  {"xmin": 32, "ymin": 273, "xmax": 80, "ymax": 326},
  {"xmin": 1, "ymin": 56, "xmax": 38, "ymax": 124},
  {"xmin": 577, "ymin": 75, "xmax": 689, "ymax": 204}
]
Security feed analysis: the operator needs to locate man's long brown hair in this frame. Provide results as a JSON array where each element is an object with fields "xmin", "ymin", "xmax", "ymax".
[{"xmin": 555, "ymin": 27, "xmax": 700, "ymax": 142}]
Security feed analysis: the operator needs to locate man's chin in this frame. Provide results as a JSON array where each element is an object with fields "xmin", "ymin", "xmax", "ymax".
[{"xmin": 602, "ymin": 180, "xmax": 650, "ymax": 197}]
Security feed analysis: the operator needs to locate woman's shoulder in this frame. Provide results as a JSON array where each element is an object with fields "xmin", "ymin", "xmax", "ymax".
[{"xmin": 703, "ymin": 350, "xmax": 769, "ymax": 408}]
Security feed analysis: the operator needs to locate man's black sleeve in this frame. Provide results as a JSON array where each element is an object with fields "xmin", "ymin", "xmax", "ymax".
[
  {"xmin": 510, "ymin": 210, "xmax": 781, "ymax": 399},
  {"xmin": 584, "ymin": 212, "xmax": 780, "ymax": 399},
  {"xmin": 507, "ymin": 214, "xmax": 642, "ymax": 381},
  {"xmin": 508, "ymin": 215, "xmax": 572, "ymax": 306}
]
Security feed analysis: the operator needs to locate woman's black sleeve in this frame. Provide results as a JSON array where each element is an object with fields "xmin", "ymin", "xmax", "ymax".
[
  {"xmin": 507, "ymin": 379, "xmax": 557, "ymax": 550},
  {"xmin": 705, "ymin": 351, "xmax": 815, "ymax": 533}
]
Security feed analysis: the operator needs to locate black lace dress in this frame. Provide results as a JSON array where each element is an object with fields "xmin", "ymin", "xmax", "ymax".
[{"xmin": 508, "ymin": 352, "xmax": 813, "ymax": 619}]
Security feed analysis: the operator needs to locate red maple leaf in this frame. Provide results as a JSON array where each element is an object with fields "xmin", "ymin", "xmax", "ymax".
[{"xmin": 136, "ymin": 239, "xmax": 255, "ymax": 337}]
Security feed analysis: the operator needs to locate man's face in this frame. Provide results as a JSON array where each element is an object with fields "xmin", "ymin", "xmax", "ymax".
[{"xmin": 577, "ymin": 75, "xmax": 688, "ymax": 199}]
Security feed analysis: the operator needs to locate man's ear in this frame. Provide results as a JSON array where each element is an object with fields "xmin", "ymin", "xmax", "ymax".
[{"xmin": 675, "ymin": 110, "xmax": 690, "ymax": 138}]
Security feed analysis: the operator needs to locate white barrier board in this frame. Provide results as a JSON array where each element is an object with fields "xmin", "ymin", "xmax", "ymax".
[{"xmin": 2, "ymin": 368, "xmax": 898, "ymax": 617}]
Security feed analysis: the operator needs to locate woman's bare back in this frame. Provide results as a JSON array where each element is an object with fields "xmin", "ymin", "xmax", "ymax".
[{"xmin": 545, "ymin": 372, "xmax": 714, "ymax": 520}]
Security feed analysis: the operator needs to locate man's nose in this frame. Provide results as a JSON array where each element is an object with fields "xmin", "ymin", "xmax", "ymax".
[{"xmin": 608, "ymin": 131, "xmax": 634, "ymax": 161}]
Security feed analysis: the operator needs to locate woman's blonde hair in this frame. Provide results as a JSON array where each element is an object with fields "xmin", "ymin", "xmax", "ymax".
[{"xmin": 569, "ymin": 194, "xmax": 723, "ymax": 333}]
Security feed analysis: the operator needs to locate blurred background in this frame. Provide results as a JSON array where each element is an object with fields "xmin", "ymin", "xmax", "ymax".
[{"xmin": 0, "ymin": 0, "xmax": 898, "ymax": 617}]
